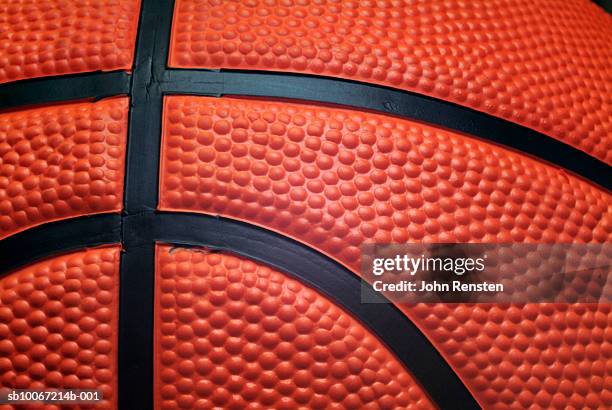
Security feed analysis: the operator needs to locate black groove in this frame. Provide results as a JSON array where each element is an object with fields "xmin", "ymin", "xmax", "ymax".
[
  {"xmin": 0, "ymin": 214, "xmax": 121, "ymax": 275},
  {"xmin": 162, "ymin": 69, "xmax": 610, "ymax": 191},
  {"xmin": 1, "ymin": 66, "xmax": 608, "ymax": 192},
  {"xmin": 123, "ymin": 3, "xmax": 173, "ymax": 213},
  {"xmin": 0, "ymin": 71, "xmax": 130, "ymax": 110},
  {"xmin": 591, "ymin": 0, "xmax": 611, "ymax": 13},
  {"xmin": 117, "ymin": 0, "xmax": 479, "ymax": 407},
  {"xmin": 121, "ymin": 211, "xmax": 481, "ymax": 410},
  {"xmin": 118, "ymin": 0, "xmax": 175, "ymax": 409},
  {"xmin": 0, "ymin": 0, "xmax": 605, "ymax": 408},
  {"xmin": 117, "ymin": 233, "xmax": 155, "ymax": 406}
]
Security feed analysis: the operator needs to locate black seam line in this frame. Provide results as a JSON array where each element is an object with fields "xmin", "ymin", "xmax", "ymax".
[
  {"xmin": 118, "ymin": 0, "xmax": 174, "ymax": 409},
  {"xmin": 123, "ymin": 1, "xmax": 173, "ymax": 213},
  {"xmin": 591, "ymin": 0, "xmax": 612, "ymax": 13},
  {"xmin": 122, "ymin": 211, "xmax": 481, "ymax": 410},
  {"xmin": 160, "ymin": 69, "xmax": 611, "ymax": 192},
  {"xmin": 0, "ymin": 214, "xmax": 121, "ymax": 276},
  {"xmin": 0, "ymin": 208, "xmax": 481, "ymax": 409},
  {"xmin": 2, "ymin": 69, "xmax": 609, "ymax": 193},
  {"xmin": 0, "ymin": 71, "xmax": 131, "ymax": 110},
  {"xmin": 1, "ymin": 70, "xmax": 608, "ymax": 192},
  {"xmin": 120, "ymin": 0, "xmax": 477, "ymax": 407}
]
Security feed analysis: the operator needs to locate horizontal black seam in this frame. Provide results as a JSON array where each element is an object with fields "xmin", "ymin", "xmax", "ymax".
[
  {"xmin": 1, "ymin": 68, "xmax": 609, "ymax": 191},
  {"xmin": 0, "ymin": 71, "xmax": 131, "ymax": 110},
  {"xmin": 160, "ymin": 69, "xmax": 611, "ymax": 192},
  {"xmin": 0, "ymin": 214, "xmax": 122, "ymax": 275}
]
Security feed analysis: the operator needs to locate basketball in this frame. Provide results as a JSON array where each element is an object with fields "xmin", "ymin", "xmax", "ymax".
[{"xmin": 0, "ymin": 0, "xmax": 610, "ymax": 409}]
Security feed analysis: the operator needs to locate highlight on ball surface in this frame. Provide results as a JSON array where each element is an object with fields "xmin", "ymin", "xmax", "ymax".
[{"xmin": 0, "ymin": 1, "xmax": 610, "ymax": 409}]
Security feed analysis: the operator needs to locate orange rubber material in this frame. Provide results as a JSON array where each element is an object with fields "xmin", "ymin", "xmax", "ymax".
[
  {"xmin": 159, "ymin": 96, "xmax": 611, "ymax": 265},
  {"xmin": 0, "ymin": 98, "xmax": 127, "ymax": 240},
  {"xmin": 409, "ymin": 303, "xmax": 611, "ymax": 409},
  {"xmin": 0, "ymin": 0, "xmax": 141, "ymax": 84},
  {"xmin": 155, "ymin": 245, "xmax": 434, "ymax": 410},
  {"xmin": 169, "ymin": 0, "xmax": 612, "ymax": 164},
  {"xmin": 0, "ymin": 246, "xmax": 120, "ymax": 410},
  {"xmin": 159, "ymin": 96, "xmax": 612, "ymax": 409}
]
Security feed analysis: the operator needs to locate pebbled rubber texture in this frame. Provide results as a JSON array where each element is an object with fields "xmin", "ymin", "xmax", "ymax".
[
  {"xmin": 410, "ymin": 303, "xmax": 611, "ymax": 409},
  {"xmin": 0, "ymin": 98, "xmax": 127, "ymax": 240},
  {"xmin": 0, "ymin": 0, "xmax": 141, "ymax": 85},
  {"xmin": 0, "ymin": 246, "xmax": 120, "ymax": 410},
  {"xmin": 169, "ymin": 0, "xmax": 612, "ymax": 164},
  {"xmin": 155, "ymin": 245, "xmax": 434, "ymax": 410},
  {"xmin": 159, "ymin": 96, "xmax": 611, "ymax": 266},
  {"xmin": 159, "ymin": 95, "xmax": 612, "ymax": 409}
]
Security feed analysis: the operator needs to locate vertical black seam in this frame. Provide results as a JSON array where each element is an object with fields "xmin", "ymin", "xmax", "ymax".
[
  {"xmin": 0, "ymin": 1, "xmax": 603, "ymax": 408},
  {"xmin": 118, "ymin": 1, "xmax": 175, "ymax": 409},
  {"xmin": 123, "ymin": 212, "xmax": 482, "ymax": 410},
  {"xmin": 116, "ymin": 0, "xmax": 478, "ymax": 409}
]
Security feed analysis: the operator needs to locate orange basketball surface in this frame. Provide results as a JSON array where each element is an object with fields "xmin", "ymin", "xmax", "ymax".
[
  {"xmin": 155, "ymin": 245, "xmax": 434, "ymax": 410},
  {"xmin": 0, "ymin": 98, "xmax": 127, "ymax": 239},
  {"xmin": 0, "ymin": 246, "xmax": 120, "ymax": 410},
  {"xmin": 159, "ymin": 95, "xmax": 612, "ymax": 409},
  {"xmin": 0, "ymin": 0, "xmax": 610, "ymax": 409},
  {"xmin": 159, "ymin": 95, "xmax": 611, "ymax": 258},
  {"xmin": 0, "ymin": 0, "xmax": 141, "ymax": 84},
  {"xmin": 169, "ymin": 0, "xmax": 612, "ymax": 164}
]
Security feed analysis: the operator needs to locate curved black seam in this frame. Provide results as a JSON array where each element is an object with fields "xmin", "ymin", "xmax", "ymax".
[
  {"xmin": 591, "ymin": 0, "xmax": 612, "ymax": 13},
  {"xmin": 0, "ymin": 71, "xmax": 131, "ymax": 110},
  {"xmin": 2, "ymin": 0, "xmax": 602, "ymax": 407},
  {"xmin": 161, "ymin": 69, "xmax": 611, "ymax": 192},
  {"xmin": 0, "ymin": 208, "xmax": 481, "ymax": 408},
  {"xmin": 0, "ymin": 214, "xmax": 121, "ymax": 276},
  {"xmin": 124, "ymin": 211, "xmax": 482, "ymax": 410},
  {"xmin": 119, "ymin": 0, "xmax": 480, "ymax": 407},
  {"xmin": 0, "ymin": 70, "xmax": 608, "ymax": 191}
]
